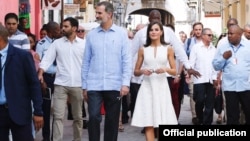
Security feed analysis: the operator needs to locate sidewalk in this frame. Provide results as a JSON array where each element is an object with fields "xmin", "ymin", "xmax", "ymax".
[{"xmin": 35, "ymin": 95, "xmax": 223, "ymax": 141}]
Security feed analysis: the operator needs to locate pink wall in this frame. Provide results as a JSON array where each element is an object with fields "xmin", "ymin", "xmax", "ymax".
[
  {"xmin": 30, "ymin": 0, "xmax": 42, "ymax": 39},
  {"xmin": 0, "ymin": 0, "xmax": 18, "ymax": 24},
  {"xmin": 0, "ymin": 0, "xmax": 42, "ymax": 40}
]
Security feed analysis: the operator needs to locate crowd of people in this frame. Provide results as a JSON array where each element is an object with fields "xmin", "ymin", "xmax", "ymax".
[{"xmin": 0, "ymin": 1, "xmax": 250, "ymax": 141}]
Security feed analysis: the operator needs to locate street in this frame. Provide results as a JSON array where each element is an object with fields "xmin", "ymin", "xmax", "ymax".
[{"xmin": 34, "ymin": 95, "xmax": 222, "ymax": 141}]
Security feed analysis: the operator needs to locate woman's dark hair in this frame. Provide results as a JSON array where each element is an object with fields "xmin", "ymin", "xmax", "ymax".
[
  {"xmin": 41, "ymin": 24, "xmax": 47, "ymax": 31},
  {"xmin": 27, "ymin": 33, "xmax": 37, "ymax": 51},
  {"xmin": 144, "ymin": 21, "xmax": 169, "ymax": 47}
]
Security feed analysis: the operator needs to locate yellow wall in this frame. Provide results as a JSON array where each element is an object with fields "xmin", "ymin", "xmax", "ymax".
[{"xmin": 222, "ymin": 0, "xmax": 248, "ymax": 28}]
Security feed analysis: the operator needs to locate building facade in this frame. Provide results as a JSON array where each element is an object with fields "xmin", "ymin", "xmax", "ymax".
[
  {"xmin": 0, "ymin": 0, "xmax": 42, "ymax": 39},
  {"xmin": 1, "ymin": 0, "xmax": 249, "ymax": 39}
]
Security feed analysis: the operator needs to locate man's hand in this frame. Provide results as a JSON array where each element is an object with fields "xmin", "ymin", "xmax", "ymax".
[
  {"xmin": 120, "ymin": 86, "xmax": 129, "ymax": 96},
  {"xmin": 38, "ymin": 68, "xmax": 44, "ymax": 84},
  {"xmin": 173, "ymin": 76, "xmax": 181, "ymax": 84},
  {"xmin": 187, "ymin": 68, "xmax": 201, "ymax": 78},
  {"xmin": 33, "ymin": 115, "xmax": 44, "ymax": 132},
  {"xmin": 223, "ymin": 50, "xmax": 232, "ymax": 60},
  {"xmin": 41, "ymin": 81, "xmax": 47, "ymax": 95},
  {"xmin": 83, "ymin": 89, "xmax": 88, "ymax": 101}
]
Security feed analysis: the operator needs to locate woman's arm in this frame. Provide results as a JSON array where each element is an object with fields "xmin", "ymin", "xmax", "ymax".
[
  {"xmin": 166, "ymin": 46, "xmax": 177, "ymax": 76},
  {"xmin": 134, "ymin": 47, "xmax": 144, "ymax": 76}
]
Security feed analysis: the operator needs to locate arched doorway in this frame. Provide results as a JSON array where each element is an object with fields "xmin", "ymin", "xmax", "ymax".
[
  {"xmin": 124, "ymin": 0, "xmax": 190, "ymax": 34},
  {"xmin": 129, "ymin": 8, "xmax": 174, "ymax": 25}
]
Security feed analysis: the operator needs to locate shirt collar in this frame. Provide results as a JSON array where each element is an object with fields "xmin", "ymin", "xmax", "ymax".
[
  {"xmin": 0, "ymin": 43, "xmax": 9, "ymax": 57},
  {"xmin": 45, "ymin": 36, "xmax": 53, "ymax": 43},
  {"xmin": 62, "ymin": 36, "xmax": 81, "ymax": 43},
  {"xmin": 96, "ymin": 24, "xmax": 117, "ymax": 32},
  {"xmin": 11, "ymin": 29, "xmax": 22, "ymax": 36}
]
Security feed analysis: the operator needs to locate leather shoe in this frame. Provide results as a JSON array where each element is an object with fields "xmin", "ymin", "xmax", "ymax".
[
  {"xmin": 192, "ymin": 117, "xmax": 199, "ymax": 125},
  {"xmin": 141, "ymin": 128, "xmax": 145, "ymax": 134}
]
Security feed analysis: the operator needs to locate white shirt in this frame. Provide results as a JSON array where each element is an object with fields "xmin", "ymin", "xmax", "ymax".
[
  {"xmin": 242, "ymin": 35, "xmax": 250, "ymax": 41},
  {"xmin": 189, "ymin": 41, "xmax": 217, "ymax": 84},
  {"xmin": 132, "ymin": 25, "xmax": 190, "ymax": 70},
  {"xmin": 217, "ymin": 36, "xmax": 229, "ymax": 48},
  {"xmin": 40, "ymin": 36, "xmax": 85, "ymax": 87}
]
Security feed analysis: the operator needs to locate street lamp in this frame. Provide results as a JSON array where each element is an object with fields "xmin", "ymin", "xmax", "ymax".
[
  {"xmin": 187, "ymin": 0, "xmax": 197, "ymax": 25},
  {"xmin": 127, "ymin": 15, "xmax": 132, "ymax": 24},
  {"xmin": 116, "ymin": 3, "xmax": 123, "ymax": 26}
]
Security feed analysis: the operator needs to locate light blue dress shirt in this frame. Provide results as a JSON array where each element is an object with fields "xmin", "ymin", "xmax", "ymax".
[
  {"xmin": 36, "ymin": 36, "xmax": 56, "ymax": 74},
  {"xmin": 0, "ymin": 44, "xmax": 9, "ymax": 104},
  {"xmin": 212, "ymin": 39, "xmax": 250, "ymax": 92},
  {"xmin": 82, "ymin": 24, "xmax": 132, "ymax": 91}
]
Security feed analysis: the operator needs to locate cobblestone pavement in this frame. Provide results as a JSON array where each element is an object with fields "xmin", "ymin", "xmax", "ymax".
[{"xmin": 35, "ymin": 95, "xmax": 223, "ymax": 141}]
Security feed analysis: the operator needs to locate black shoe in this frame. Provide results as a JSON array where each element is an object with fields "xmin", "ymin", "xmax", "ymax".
[
  {"xmin": 154, "ymin": 128, "xmax": 158, "ymax": 138},
  {"xmin": 192, "ymin": 117, "xmax": 199, "ymax": 125},
  {"xmin": 83, "ymin": 120, "xmax": 88, "ymax": 129},
  {"xmin": 141, "ymin": 128, "xmax": 145, "ymax": 134}
]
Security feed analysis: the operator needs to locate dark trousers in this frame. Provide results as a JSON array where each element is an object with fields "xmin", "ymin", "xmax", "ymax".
[
  {"xmin": 121, "ymin": 95, "xmax": 129, "ymax": 123},
  {"xmin": 42, "ymin": 73, "xmax": 55, "ymax": 140},
  {"xmin": 224, "ymin": 90, "xmax": 250, "ymax": 125},
  {"xmin": 129, "ymin": 83, "xmax": 141, "ymax": 118},
  {"xmin": 167, "ymin": 77, "xmax": 181, "ymax": 119},
  {"xmin": 87, "ymin": 91, "xmax": 121, "ymax": 141},
  {"xmin": 178, "ymin": 72, "xmax": 185, "ymax": 102},
  {"xmin": 0, "ymin": 106, "xmax": 33, "ymax": 141},
  {"xmin": 193, "ymin": 83, "xmax": 215, "ymax": 125}
]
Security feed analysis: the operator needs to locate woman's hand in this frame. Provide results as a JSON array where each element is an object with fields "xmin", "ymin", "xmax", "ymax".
[
  {"xmin": 154, "ymin": 68, "xmax": 166, "ymax": 74},
  {"xmin": 141, "ymin": 69, "xmax": 153, "ymax": 76}
]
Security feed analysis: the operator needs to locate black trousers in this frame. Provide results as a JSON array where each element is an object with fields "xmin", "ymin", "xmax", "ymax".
[
  {"xmin": 129, "ymin": 83, "xmax": 141, "ymax": 118},
  {"xmin": 121, "ymin": 95, "xmax": 129, "ymax": 123},
  {"xmin": 42, "ymin": 73, "xmax": 55, "ymax": 140},
  {"xmin": 0, "ymin": 106, "xmax": 33, "ymax": 141},
  {"xmin": 224, "ymin": 90, "xmax": 250, "ymax": 125},
  {"xmin": 87, "ymin": 91, "xmax": 121, "ymax": 141},
  {"xmin": 193, "ymin": 83, "xmax": 215, "ymax": 125}
]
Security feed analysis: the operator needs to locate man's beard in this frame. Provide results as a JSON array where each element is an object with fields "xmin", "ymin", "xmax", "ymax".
[
  {"xmin": 95, "ymin": 19, "xmax": 102, "ymax": 24},
  {"xmin": 62, "ymin": 31, "xmax": 70, "ymax": 38}
]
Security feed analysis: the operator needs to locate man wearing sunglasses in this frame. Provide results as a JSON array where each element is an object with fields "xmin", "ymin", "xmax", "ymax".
[
  {"xmin": 189, "ymin": 28, "xmax": 217, "ymax": 125},
  {"xmin": 76, "ymin": 25, "xmax": 85, "ymax": 39}
]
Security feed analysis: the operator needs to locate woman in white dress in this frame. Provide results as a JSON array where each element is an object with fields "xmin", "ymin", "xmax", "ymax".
[{"xmin": 131, "ymin": 21, "xmax": 178, "ymax": 141}]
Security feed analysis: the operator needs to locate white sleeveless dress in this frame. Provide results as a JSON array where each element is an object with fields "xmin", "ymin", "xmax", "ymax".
[{"xmin": 131, "ymin": 45, "xmax": 178, "ymax": 127}]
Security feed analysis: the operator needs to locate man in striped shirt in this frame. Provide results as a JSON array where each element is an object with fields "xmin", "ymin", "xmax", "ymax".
[{"xmin": 4, "ymin": 13, "xmax": 30, "ymax": 50}]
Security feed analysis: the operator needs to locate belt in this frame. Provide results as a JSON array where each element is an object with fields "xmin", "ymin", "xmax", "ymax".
[
  {"xmin": 0, "ymin": 103, "xmax": 8, "ymax": 108},
  {"xmin": 44, "ymin": 73, "xmax": 56, "ymax": 77}
]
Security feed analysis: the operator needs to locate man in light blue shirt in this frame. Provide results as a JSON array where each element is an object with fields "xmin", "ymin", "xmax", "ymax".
[
  {"xmin": 212, "ymin": 24, "xmax": 250, "ymax": 125},
  {"xmin": 81, "ymin": 1, "xmax": 132, "ymax": 141}
]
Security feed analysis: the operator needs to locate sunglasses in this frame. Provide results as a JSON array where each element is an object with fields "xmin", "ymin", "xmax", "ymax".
[
  {"xmin": 205, "ymin": 34, "xmax": 213, "ymax": 37},
  {"xmin": 77, "ymin": 30, "xmax": 85, "ymax": 33}
]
